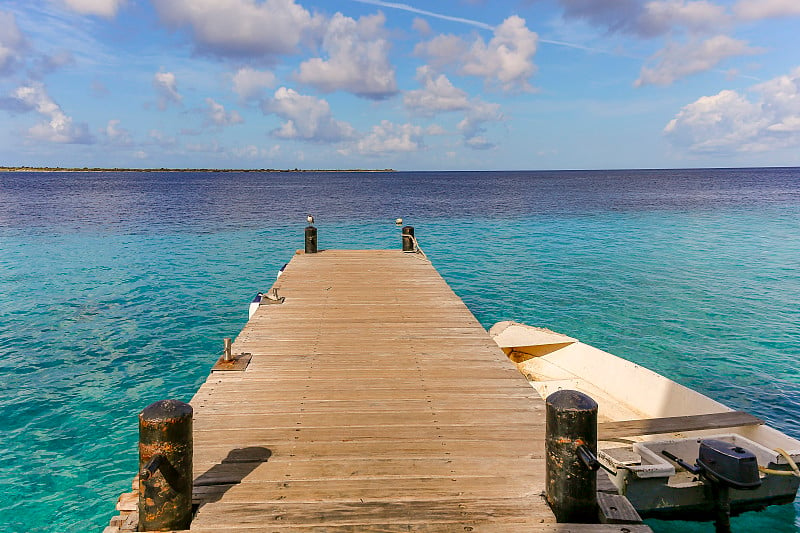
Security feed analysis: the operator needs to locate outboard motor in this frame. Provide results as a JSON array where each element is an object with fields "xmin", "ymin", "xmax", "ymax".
[{"xmin": 663, "ymin": 439, "xmax": 762, "ymax": 533}]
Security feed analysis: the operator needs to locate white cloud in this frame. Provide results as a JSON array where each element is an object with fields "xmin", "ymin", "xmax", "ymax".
[
  {"xmin": 153, "ymin": 71, "xmax": 182, "ymax": 109},
  {"xmin": 152, "ymin": 0, "xmax": 320, "ymax": 60},
  {"xmin": 185, "ymin": 140, "xmax": 223, "ymax": 153},
  {"xmin": 232, "ymin": 144, "xmax": 281, "ymax": 159},
  {"xmin": 636, "ymin": 35, "xmax": 760, "ymax": 86},
  {"xmin": 205, "ymin": 98, "xmax": 243, "ymax": 126},
  {"xmin": 462, "ymin": 15, "xmax": 538, "ymax": 91},
  {"xmin": 403, "ymin": 66, "xmax": 470, "ymax": 116},
  {"xmin": 426, "ymin": 124, "xmax": 446, "ymax": 135},
  {"xmin": 296, "ymin": 12, "xmax": 397, "ymax": 99},
  {"xmin": 59, "ymin": 0, "xmax": 125, "ymax": 18},
  {"xmin": 557, "ymin": 0, "xmax": 729, "ymax": 38},
  {"xmin": 262, "ymin": 87, "xmax": 356, "ymax": 142},
  {"xmin": 10, "ymin": 82, "xmax": 92, "ymax": 143},
  {"xmin": 412, "ymin": 17, "xmax": 432, "ymax": 36},
  {"xmin": 413, "ymin": 34, "xmax": 467, "ymax": 69},
  {"xmin": 349, "ymin": 120, "xmax": 424, "ymax": 155},
  {"xmin": 231, "ymin": 67, "xmax": 276, "ymax": 100},
  {"xmin": 104, "ymin": 119, "xmax": 132, "ymax": 145},
  {"xmin": 665, "ymin": 67, "xmax": 800, "ymax": 153},
  {"xmin": 411, "ymin": 17, "xmax": 433, "ymax": 37},
  {"xmin": 464, "ymin": 135, "xmax": 494, "ymax": 150},
  {"xmin": 0, "ymin": 11, "xmax": 26, "ymax": 75},
  {"xmin": 734, "ymin": 0, "xmax": 800, "ymax": 20},
  {"xmin": 149, "ymin": 129, "xmax": 177, "ymax": 147},
  {"xmin": 639, "ymin": 0, "xmax": 729, "ymax": 35},
  {"xmin": 414, "ymin": 16, "xmax": 538, "ymax": 92},
  {"xmin": 458, "ymin": 100, "xmax": 504, "ymax": 149}
]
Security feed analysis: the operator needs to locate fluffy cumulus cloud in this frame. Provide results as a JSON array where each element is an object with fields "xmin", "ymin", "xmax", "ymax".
[
  {"xmin": 412, "ymin": 17, "xmax": 432, "ymax": 36},
  {"xmin": 296, "ymin": 12, "xmax": 396, "ymax": 99},
  {"xmin": 59, "ymin": 0, "xmax": 125, "ymax": 18},
  {"xmin": 414, "ymin": 34, "xmax": 467, "ymax": 69},
  {"xmin": 231, "ymin": 67, "xmax": 276, "ymax": 100},
  {"xmin": 734, "ymin": 0, "xmax": 800, "ymax": 20},
  {"xmin": 557, "ymin": 0, "xmax": 728, "ymax": 38},
  {"xmin": 458, "ymin": 101, "xmax": 504, "ymax": 149},
  {"xmin": 665, "ymin": 67, "xmax": 800, "ymax": 153},
  {"xmin": 7, "ymin": 82, "xmax": 92, "ymax": 143},
  {"xmin": 104, "ymin": 119, "xmax": 132, "ymax": 145},
  {"xmin": 403, "ymin": 66, "xmax": 470, "ymax": 116},
  {"xmin": 462, "ymin": 16, "xmax": 538, "ymax": 91},
  {"xmin": 205, "ymin": 98, "xmax": 244, "ymax": 126},
  {"xmin": 262, "ymin": 87, "xmax": 356, "ymax": 142},
  {"xmin": 553, "ymin": 1, "xmax": 752, "ymax": 85},
  {"xmin": 152, "ymin": 0, "xmax": 321, "ymax": 60},
  {"xmin": 636, "ymin": 35, "xmax": 760, "ymax": 86},
  {"xmin": 0, "ymin": 11, "xmax": 26, "ymax": 75},
  {"xmin": 153, "ymin": 71, "xmax": 182, "ymax": 109},
  {"xmin": 350, "ymin": 120, "xmax": 424, "ymax": 156},
  {"xmin": 415, "ymin": 16, "xmax": 537, "ymax": 92}
]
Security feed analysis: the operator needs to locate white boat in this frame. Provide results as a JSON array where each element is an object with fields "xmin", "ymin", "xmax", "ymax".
[
  {"xmin": 248, "ymin": 292, "xmax": 262, "ymax": 319},
  {"xmin": 489, "ymin": 321, "xmax": 800, "ymax": 521}
]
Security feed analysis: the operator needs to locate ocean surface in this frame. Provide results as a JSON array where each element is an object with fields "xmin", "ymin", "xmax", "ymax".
[{"xmin": 1, "ymin": 168, "xmax": 799, "ymax": 532}]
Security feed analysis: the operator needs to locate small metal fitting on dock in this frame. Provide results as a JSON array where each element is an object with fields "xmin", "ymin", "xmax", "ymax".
[{"xmin": 223, "ymin": 337, "xmax": 232, "ymax": 362}]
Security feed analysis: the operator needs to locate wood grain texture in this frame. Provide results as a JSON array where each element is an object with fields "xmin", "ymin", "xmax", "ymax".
[
  {"xmin": 598, "ymin": 411, "xmax": 764, "ymax": 439},
  {"xmin": 188, "ymin": 250, "xmax": 558, "ymax": 531}
]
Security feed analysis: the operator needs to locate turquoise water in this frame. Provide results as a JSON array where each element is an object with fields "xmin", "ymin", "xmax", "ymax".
[{"xmin": 0, "ymin": 170, "xmax": 799, "ymax": 531}]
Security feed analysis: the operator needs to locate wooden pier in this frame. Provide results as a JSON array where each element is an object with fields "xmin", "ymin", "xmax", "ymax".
[{"xmin": 109, "ymin": 247, "xmax": 651, "ymax": 532}]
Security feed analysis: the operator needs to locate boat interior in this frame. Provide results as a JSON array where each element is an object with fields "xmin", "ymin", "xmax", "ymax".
[{"xmin": 489, "ymin": 321, "xmax": 800, "ymax": 519}]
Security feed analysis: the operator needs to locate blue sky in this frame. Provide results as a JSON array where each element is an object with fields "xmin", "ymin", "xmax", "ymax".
[{"xmin": 0, "ymin": 0, "xmax": 799, "ymax": 170}]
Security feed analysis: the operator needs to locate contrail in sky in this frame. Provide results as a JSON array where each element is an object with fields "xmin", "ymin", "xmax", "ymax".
[
  {"xmin": 350, "ymin": 0, "xmax": 626, "ymax": 57},
  {"xmin": 351, "ymin": 0, "xmax": 495, "ymax": 30}
]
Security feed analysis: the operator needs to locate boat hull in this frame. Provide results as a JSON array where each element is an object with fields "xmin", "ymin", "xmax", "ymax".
[{"xmin": 489, "ymin": 321, "xmax": 800, "ymax": 521}]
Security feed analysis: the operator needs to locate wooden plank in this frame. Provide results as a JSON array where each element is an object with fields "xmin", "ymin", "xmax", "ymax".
[
  {"xmin": 597, "ymin": 493, "xmax": 643, "ymax": 524},
  {"xmin": 598, "ymin": 411, "xmax": 764, "ymax": 439},
  {"xmin": 187, "ymin": 526, "xmax": 653, "ymax": 533},
  {"xmin": 177, "ymin": 250, "xmax": 652, "ymax": 531},
  {"xmin": 190, "ymin": 498, "xmax": 552, "ymax": 527}
]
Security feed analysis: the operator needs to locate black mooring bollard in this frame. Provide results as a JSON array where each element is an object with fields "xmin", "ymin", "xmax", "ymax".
[
  {"xmin": 545, "ymin": 389, "xmax": 598, "ymax": 523},
  {"xmin": 305, "ymin": 225, "xmax": 317, "ymax": 254},
  {"xmin": 402, "ymin": 225, "xmax": 415, "ymax": 252},
  {"xmin": 139, "ymin": 399, "xmax": 193, "ymax": 531}
]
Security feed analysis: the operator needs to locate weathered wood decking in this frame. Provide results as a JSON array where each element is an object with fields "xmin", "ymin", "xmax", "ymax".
[{"xmin": 181, "ymin": 249, "xmax": 649, "ymax": 532}]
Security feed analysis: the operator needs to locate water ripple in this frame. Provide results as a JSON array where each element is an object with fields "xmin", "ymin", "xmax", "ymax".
[{"xmin": 1, "ymin": 170, "xmax": 799, "ymax": 531}]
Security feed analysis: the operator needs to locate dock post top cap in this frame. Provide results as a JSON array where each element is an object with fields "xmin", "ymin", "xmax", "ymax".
[
  {"xmin": 140, "ymin": 399, "xmax": 193, "ymax": 421},
  {"xmin": 546, "ymin": 389, "xmax": 598, "ymax": 412}
]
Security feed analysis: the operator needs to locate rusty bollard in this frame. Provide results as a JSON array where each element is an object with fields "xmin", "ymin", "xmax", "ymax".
[
  {"xmin": 139, "ymin": 399, "xmax": 193, "ymax": 531},
  {"xmin": 402, "ymin": 225, "xmax": 415, "ymax": 252},
  {"xmin": 305, "ymin": 225, "xmax": 317, "ymax": 253},
  {"xmin": 545, "ymin": 390, "xmax": 598, "ymax": 523}
]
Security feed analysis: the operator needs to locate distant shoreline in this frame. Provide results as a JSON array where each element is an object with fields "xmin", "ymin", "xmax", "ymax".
[{"xmin": 0, "ymin": 167, "xmax": 394, "ymax": 173}]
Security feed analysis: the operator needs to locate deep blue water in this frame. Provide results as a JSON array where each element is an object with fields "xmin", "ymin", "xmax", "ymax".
[{"xmin": 0, "ymin": 169, "xmax": 799, "ymax": 532}]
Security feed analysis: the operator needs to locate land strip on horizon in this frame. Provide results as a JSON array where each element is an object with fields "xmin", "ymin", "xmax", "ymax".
[{"xmin": 0, "ymin": 166, "xmax": 394, "ymax": 173}]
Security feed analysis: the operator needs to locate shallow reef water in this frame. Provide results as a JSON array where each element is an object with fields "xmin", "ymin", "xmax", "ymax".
[{"xmin": 0, "ymin": 169, "xmax": 798, "ymax": 531}]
